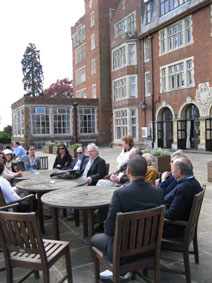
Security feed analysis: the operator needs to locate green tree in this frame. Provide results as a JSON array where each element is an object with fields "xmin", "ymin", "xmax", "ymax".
[
  {"xmin": 21, "ymin": 43, "xmax": 44, "ymax": 96},
  {"xmin": 3, "ymin": 125, "xmax": 12, "ymax": 136}
]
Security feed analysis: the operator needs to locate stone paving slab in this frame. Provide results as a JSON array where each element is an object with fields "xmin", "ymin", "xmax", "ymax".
[{"xmin": 0, "ymin": 147, "xmax": 212, "ymax": 282}]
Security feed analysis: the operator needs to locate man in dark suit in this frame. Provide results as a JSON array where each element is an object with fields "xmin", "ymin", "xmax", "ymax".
[
  {"xmin": 81, "ymin": 143, "xmax": 107, "ymax": 185},
  {"xmin": 164, "ymin": 156, "xmax": 202, "ymax": 236},
  {"xmin": 91, "ymin": 155, "xmax": 164, "ymax": 279},
  {"xmin": 68, "ymin": 147, "xmax": 89, "ymax": 171}
]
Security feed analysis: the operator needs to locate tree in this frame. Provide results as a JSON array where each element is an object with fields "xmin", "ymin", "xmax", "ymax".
[
  {"xmin": 3, "ymin": 125, "xmax": 12, "ymax": 136},
  {"xmin": 21, "ymin": 43, "xmax": 44, "ymax": 96},
  {"xmin": 43, "ymin": 78, "xmax": 73, "ymax": 98}
]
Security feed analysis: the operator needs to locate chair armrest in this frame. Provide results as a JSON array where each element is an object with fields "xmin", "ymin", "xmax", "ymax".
[
  {"xmin": 18, "ymin": 194, "xmax": 34, "ymax": 203},
  {"xmin": 0, "ymin": 202, "xmax": 19, "ymax": 211},
  {"xmin": 164, "ymin": 218, "xmax": 188, "ymax": 226}
]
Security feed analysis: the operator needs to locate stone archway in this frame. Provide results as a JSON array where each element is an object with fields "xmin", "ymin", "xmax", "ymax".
[{"xmin": 157, "ymin": 107, "xmax": 173, "ymax": 148}]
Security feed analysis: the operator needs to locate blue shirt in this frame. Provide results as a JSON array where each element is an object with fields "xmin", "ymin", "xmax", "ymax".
[{"xmin": 14, "ymin": 145, "xmax": 26, "ymax": 159}]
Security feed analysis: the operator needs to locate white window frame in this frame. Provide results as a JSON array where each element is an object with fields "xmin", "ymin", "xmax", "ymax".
[
  {"xmin": 79, "ymin": 107, "xmax": 97, "ymax": 134},
  {"xmin": 53, "ymin": 107, "xmax": 71, "ymax": 135},
  {"xmin": 145, "ymin": 72, "xmax": 151, "ymax": 97},
  {"xmin": 113, "ymin": 75, "xmax": 138, "ymax": 101},
  {"xmin": 114, "ymin": 11, "xmax": 136, "ymax": 38},
  {"xmin": 76, "ymin": 66, "xmax": 86, "ymax": 86},
  {"xmin": 12, "ymin": 107, "xmax": 24, "ymax": 137},
  {"xmin": 112, "ymin": 42, "xmax": 137, "ymax": 71},
  {"xmin": 160, "ymin": 56, "xmax": 195, "ymax": 93},
  {"xmin": 91, "ymin": 59, "xmax": 96, "ymax": 75},
  {"xmin": 91, "ymin": 33, "xmax": 95, "ymax": 50},
  {"xmin": 90, "ymin": 11, "xmax": 95, "ymax": 27},
  {"xmin": 31, "ymin": 106, "xmax": 50, "ymax": 136},
  {"xmin": 75, "ymin": 43, "xmax": 85, "ymax": 65},
  {"xmin": 144, "ymin": 39, "xmax": 150, "ymax": 62},
  {"xmin": 92, "ymin": 84, "xmax": 97, "ymax": 98},
  {"xmin": 76, "ymin": 88, "xmax": 87, "ymax": 98},
  {"xmin": 159, "ymin": 16, "xmax": 193, "ymax": 55},
  {"xmin": 72, "ymin": 24, "xmax": 85, "ymax": 47}
]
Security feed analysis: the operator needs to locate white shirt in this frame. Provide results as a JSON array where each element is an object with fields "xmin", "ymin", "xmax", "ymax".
[{"xmin": 0, "ymin": 176, "xmax": 20, "ymax": 204}]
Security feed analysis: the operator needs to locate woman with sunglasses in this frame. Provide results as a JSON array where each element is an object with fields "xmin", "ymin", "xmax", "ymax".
[{"xmin": 53, "ymin": 144, "xmax": 73, "ymax": 170}]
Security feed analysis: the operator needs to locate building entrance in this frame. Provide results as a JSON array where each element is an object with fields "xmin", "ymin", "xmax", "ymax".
[{"xmin": 157, "ymin": 108, "xmax": 173, "ymax": 148}]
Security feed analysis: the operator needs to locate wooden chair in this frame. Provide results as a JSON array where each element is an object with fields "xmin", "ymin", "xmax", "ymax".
[
  {"xmin": 92, "ymin": 205, "xmax": 165, "ymax": 283},
  {"xmin": 161, "ymin": 186, "xmax": 206, "ymax": 283},
  {"xmin": 39, "ymin": 156, "xmax": 49, "ymax": 170},
  {"xmin": 17, "ymin": 161, "xmax": 25, "ymax": 171},
  {"xmin": 0, "ymin": 211, "xmax": 73, "ymax": 283},
  {"xmin": 106, "ymin": 163, "xmax": 110, "ymax": 175}
]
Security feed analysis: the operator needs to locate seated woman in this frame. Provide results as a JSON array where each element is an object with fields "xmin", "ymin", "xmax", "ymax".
[
  {"xmin": 21, "ymin": 145, "xmax": 41, "ymax": 171},
  {"xmin": 3, "ymin": 149, "xmax": 17, "ymax": 172},
  {"xmin": 53, "ymin": 144, "xmax": 73, "ymax": 170}
]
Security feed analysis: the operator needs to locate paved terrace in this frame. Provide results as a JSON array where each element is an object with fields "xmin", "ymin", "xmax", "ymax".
[{"xmin": 0, "ymin": 147, "xmax": 212, "ymax": 282}]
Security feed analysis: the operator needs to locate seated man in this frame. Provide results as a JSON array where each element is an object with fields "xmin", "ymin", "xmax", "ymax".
[
  {"xmin": 68, "ymin": 146, "xmax": 89, "ymax": 171},
  {"xmin": 96, "ymin": 148, "xmax": 140, "ymax": 187},
  {"xmin": 91, "ymin": 155, "xmax": 164, "ymax": 280},
  {"xmin": 81, "ymin": 143, "xmax": 107, "ymax": 185},
  {"xmin": 142, "ymin": 153, "xmax": 158, "ymax": 184},
  {"xmin": 164, "ymin": 156, "xmax": 202, "ymax": 236}
]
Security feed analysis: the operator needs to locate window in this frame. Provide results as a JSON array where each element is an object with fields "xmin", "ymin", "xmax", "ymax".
[
  {"xmin": 13, "ymin": 108, "xmax": 24, "ymax": 137},
  {"xmin": 145, "ymin": 72, "xmax": 151, "ymax": 97},
  {"xmin": 75, "ymin": 44, "xmax": 85, "ymax": 65},
  {"xmin": 114, "ymin": 12, "xmax": 136, "ymax": 38},
  {"xmin": 112, "ymin": 42, "xmax": 137, "ymax": 71},
  {"xmin": 53, "ymin": 108, "xmax": 70, "ymax": 134},
  {"xmin": 79, "ymin": 108, "xmax": 96, "ymax": 134},
  {"xmin": 160, "ymin": 0, "xmax": 188, "ymax": 16},
  {"xmin": 91, "ymin": 59, "xmax": 96, "ymax": 75},
  {"xmin": 76, "ymin": 88, "xmax": 86, "ymax": 98},
  {"xmin": 160, "ymin": 57, "xmax": 194, "ymax": 92},
  {"xmin": 31, "ymin": 107, "xmax": 50, "ymax": 135},
  {"xmin": 145, "ymin": 2, "xmax": 151, "ymax": 24},
  {"xmin": 90, "ymin": 11, "xmax": 95, "ymax": 27},
  {"xmin": 91, "ymin": 34, "xmax": 95, "ymax": 50},
  {"xmin": 160, "ymin": 16, "xmax": 192, "ymax": 55},
  {"xmin": 114, "ymin": 108, "xmax": 138, "ymax": 140},
  {"xmin": 109, "ymin": 8, "xmax": 116, "ymax": 20},
  {"xmin": 144, "ymin": 39, "xmax": 150, "ymax": 62},
  {"xmin": 72, "ymin": 25, "xmax": 85, "ymax": 46},
  {"xmin": 76, "ymin": 67, "xmax": 86, "ymax": 85},
  {"xmin": 92, "ymin": 84, "xmax": 96, "ymax": 98},
  {"xmin": 113, "ymin": 75, "xmax": 137, "ymax": 101}
]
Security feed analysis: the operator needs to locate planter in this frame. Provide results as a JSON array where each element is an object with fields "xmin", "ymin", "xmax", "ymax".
[
  {"xmin": 43, "ymin": 145, "xmax": 53, "ymax": 154},
  {"xmin": 207, "ymin": 161, "xmax": 212, "ymax": 182},
  {"xmin": 52, "ymin": 146, "xmax": 59, "ymax": 155},
  {"xmin": 68, "ymin": 148, "xmax": 77, "ymax": 158},
  {"xmin": 154, "ymin": 156, "xmax": 171, "ymax": 173}
]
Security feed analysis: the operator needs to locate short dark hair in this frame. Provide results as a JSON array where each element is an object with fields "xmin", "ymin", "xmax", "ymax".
[
  {"xmin": 0, "ymin": 161, "xmax": 4, "ymax": 175},
  {"xmin": 174, "ymin": 157, "xmax": 193, "ymax": 176},
  {"xmin": 16, "ymin": 141, "xmax": 20, "ymax": 145},
  {"xmin": 128, "ymin": 155, "xmax": 147, "ymax": 177}
]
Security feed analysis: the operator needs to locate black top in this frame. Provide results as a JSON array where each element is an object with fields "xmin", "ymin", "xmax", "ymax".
[{"xmin": 53, "ymin": 154, "xmax": 73, "ymax": 170}]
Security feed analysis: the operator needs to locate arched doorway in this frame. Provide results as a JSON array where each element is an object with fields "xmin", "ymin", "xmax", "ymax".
[
  {"xmin": 177, "ymin": 104, "xmax": 200, "ymax": 149},
  {"xmin": 157, "ymin": 108, "xmax": 173, "ymax": 148}
]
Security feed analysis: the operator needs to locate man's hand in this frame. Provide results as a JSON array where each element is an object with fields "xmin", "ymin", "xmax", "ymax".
[
  {"xmin": 161, "ymin": 171, "xmax": 170, "ymax": 182},
  {"xmin": 15, "ymin": 171, "xmax": 22, "ymax": 177},
  {"xmin": 87, "ymin": 177, "xmax": 92, "ymax": 184},
  {"xmin": 110, "ymin": 174, "xmax": 119, "ymax": 182}
]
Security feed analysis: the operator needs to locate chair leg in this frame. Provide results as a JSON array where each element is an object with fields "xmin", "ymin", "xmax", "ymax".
[
  {"xmin": 93, "ymin": 252, "xmax": 100, "ymax": 283},
  {"xmin": 154, "ymin": 264, "xmax": 160, "ymax": 283},
  {"xmin": 193, "ymin": 230, "xmax": 199, "ymax": 264},
  {"xmin": 65, "ymin": 247, "xmax": 73, "ymax": 283},
  {"xmin": 75, "ymin": 209, "xmax": 80, "ymax": 227},
  {"xmin": 113, "ymin": 269, "xmax": 120, "ymax": 283},
  {"xmin": 42, "ymin": 268, "xmax": 50, "ymax": 283},
  {"xmin": 183, "ymin": 250, "xmax": 191, "ymax": 283},
  {"xmin": 34, "ymin": 270, "xmax": 40, "ymax": 279},
  {"xmin": 6, "ymin": 265, "xmax": 13, "ymax": 283}
]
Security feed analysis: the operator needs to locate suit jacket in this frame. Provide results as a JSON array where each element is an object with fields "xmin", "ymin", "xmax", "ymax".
[
  {"xmin": 68, "ymin": 155, "xmax": 89, "ymax": 171},
  {"xmin": 159, "ymin": 173, "xmax": 177, "ymax": 196},
  {"xmin": 103, "ymin": 179, "xmax": 164, "ymax": 262},
  {"xmin": 165, "ymin": 176, "xmax": 202, "ymax": 221},
  {"xmin": 81, "ymin": 156, "xmax": 107, "ymax": 185}
]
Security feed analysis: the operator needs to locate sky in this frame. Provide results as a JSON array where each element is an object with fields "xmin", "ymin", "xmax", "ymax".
[{"xmin": 0, "ymin": 0, "xmax": 85, "ymax": 130}]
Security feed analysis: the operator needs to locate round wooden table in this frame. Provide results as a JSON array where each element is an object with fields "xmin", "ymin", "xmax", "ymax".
[
  {"xmin": 41, "ymin": 186, "xmax": 116, "ymax": 243},
  {"xmin": 16, "ymin": 174, "xmax": 87, "ymax": 233}
]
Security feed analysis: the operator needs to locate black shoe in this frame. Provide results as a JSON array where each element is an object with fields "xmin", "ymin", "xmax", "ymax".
[{"xmin": 94, "ymin": 223, "xmax": 104, "ymax": 233}]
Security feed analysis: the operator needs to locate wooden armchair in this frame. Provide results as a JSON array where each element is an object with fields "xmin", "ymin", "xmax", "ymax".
[
  {"xmin": 0, "ymin": 210, "xmax": 73, "ymax": 283},
  {"xmin": 39, "ymin": 156, "xmax": 49, "ymax": 170},
  {"xmin": 17, "ymin": 161, "xmax": 25, "ymax": 171},
  {"xmin": 92, "ymin": 205, "xmax": 165, "ymax": 283},
  {"xmin": 161, "ymin": 186, "xmax": 206, "ymax": 283}
]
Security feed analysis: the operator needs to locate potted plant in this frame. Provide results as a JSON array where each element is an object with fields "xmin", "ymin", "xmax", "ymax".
[
  {"xmin": 143, "ymin": 148, "xmax": 171, "ymax": 173},
  {"xmin": 69, "ymin": 143, "xmax": 82, "ymax": 158},
  {"xmin": 43, "ymin": 142, "xmax": 53, "ymax": 154}
]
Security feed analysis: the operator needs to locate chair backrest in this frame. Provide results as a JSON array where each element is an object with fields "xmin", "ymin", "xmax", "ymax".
[
  {"xmin": 106, "ymin": 163, "xmax": 110, "ymax": 175},
  {"xmin": 17, "ymin": 161, "xmax": 25, "ymax": 171},
  {"xmin": 0, "ymin": 187, "xmax": 6, "ymax": 207},
  {"xmin": 39, "ymin": 156, "xmax": 48, "ymax": 170},
  {"xmin": 185, "ymin": 185, "xmax": 206, "ymax": 245},
  {"xmin": 0, "ymin": 211, "xmax": 47, "ymax": 264},
  {"xmin": 113, "ymin": 205, "xmax": 165, "ymax": 268}
]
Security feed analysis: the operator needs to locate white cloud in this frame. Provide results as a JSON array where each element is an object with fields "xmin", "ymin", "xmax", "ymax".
[{"xmin": 0, "ymin": 0, "xmax": 84, "ymax": 130}]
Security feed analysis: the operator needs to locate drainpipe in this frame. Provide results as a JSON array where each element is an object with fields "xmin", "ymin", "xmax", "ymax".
[{"xmin": 150, "ymin": 36, "xmax": 155, "ymax": 148}]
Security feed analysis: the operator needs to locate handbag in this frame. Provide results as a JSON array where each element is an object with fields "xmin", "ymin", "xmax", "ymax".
[{"xmin": 50, "ymin": 169, "xmax": 81, "ymax": 180}]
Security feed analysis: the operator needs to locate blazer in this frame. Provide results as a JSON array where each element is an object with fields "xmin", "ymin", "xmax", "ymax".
[
  {"xmin": 53, "ymin": 154, "xmax": 73, "ymax": 170},
  {"xmin": 68, "ymin": 155, "xmax": 89, "ymax": 171},
  {"xmin": 165, "ymin": 176, "xmax": 202, "ymax": 221},
  {"xmin": 81, "ymin": 156, "xmax": 107, "ymax": 185},
  {"xmin": 103, "ymin": 179, "xmax": 164, "ymax": 262}
]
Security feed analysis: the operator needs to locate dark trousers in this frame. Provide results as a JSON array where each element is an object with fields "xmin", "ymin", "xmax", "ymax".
[{"xmin": 91, "ymin": 233, "xmax": 114, "ymax": 263}]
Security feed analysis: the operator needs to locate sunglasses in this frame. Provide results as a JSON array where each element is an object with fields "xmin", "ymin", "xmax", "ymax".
[
  {"xmin": 59, "ymin": 148, "xmax": 65, "ymax": 150},
  {"xmin": 77, "ymin": 152, "xmax": 83, "ymax": 154}
]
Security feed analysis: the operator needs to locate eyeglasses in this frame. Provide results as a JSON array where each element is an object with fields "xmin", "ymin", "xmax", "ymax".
[
  {"xmin": 59, "ymin": 148, "xmax": 65, "ymax": 150},
  {"xmin": 77, "ymin": 152, "xmax": 83, "ymax": 155}
]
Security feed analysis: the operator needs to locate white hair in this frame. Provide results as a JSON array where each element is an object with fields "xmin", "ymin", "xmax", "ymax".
[{"xmin": 87, "ymin": 143, "xmax": 99, "ymax": 155}]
